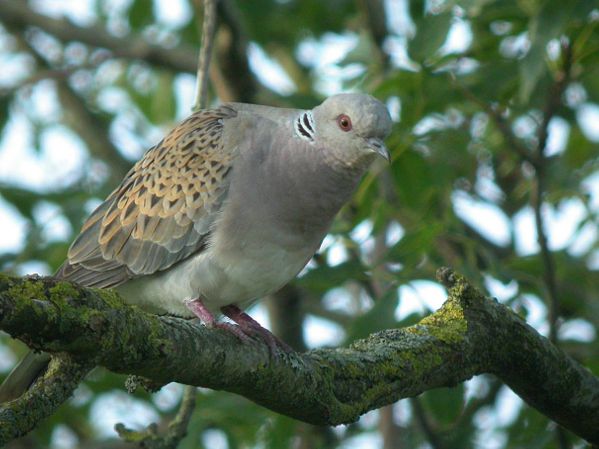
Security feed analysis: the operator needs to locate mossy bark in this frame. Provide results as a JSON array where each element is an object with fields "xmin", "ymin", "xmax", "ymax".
[{"xmin": 0, "ymin": 269, "xmax": 597, "ymax": 446}]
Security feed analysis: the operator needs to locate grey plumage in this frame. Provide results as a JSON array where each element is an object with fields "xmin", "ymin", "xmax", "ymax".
[{"xmin": 0, "ymin": 93, "xmax": 392, "ymax": 401}]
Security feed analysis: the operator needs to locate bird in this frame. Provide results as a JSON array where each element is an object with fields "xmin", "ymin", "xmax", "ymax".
[{"xmin": 0, "ymin": 92, "xmax": 392, "ymax": 402}]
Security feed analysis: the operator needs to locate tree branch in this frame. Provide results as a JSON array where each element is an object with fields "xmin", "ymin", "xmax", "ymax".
[
  {"xmin": 0, "ymin": 353, "xmax": 92, "ymax": 444},
  {"xmin": 193, "ymin": 0, "xmax": 219, "ymax": 111},
  {"xmin": 0, "ymin": 1, "xmax": 197, "ymax": 73},
  {"xmin": 0, "ymin": 269, "xmax": 597, "ymax": 446},
  {"xmin": 532, "ymin": 40, "xmax": 573, "ymax": 344}
]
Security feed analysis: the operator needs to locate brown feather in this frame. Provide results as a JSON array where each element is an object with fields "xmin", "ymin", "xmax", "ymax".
[{"xmin": 57, "ymin": 105, "xmax": 237, "ymax": 287}]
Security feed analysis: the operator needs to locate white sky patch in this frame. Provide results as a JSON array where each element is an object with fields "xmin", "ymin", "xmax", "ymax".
[
  {"xmin": 351, "ymin": 220, "xmax": 374, "ymax": 243},
  {"xmin": 298, "ymin": 33, "xmax": 358, "ymax": 68},
  {"xmin": 520, "ymin": 294, "xmax": 549, "ymax": 337},
  {"xmin": 383, "ymin": 36, "xmax": 416, "ymax": 70},
  {"xmin": 304, "ymin": 314, "xmax": 345, "ymax": 348},
  {"xmin": 545, "ymin": 116, "xmax": 570, "ymax": 156},
  {"xmin": 396, "ymin": 280, "xmax": 446, "ymax": 319},
  {"xmin": 152, "ymin": 383, "xmax": 184, "ymax": 412},
  {"xmin": 0, "ymin": 50, "xmax": 32, "ymax": 89},
  {"xmin": 512, "ymin": 207, "xmax": 538, "ymax": 255},
  {"xmin": 245, "ymin": 302, "xmax": 271, "ymax": 330},
  {"xmin": 512, "ymin": 114, "xmax": 537, "ymax": 139},
  {"xmin": 40, "ymin": 126, "xmax": 88, "ymax": 186},
  {"xmin": 0, "ymin": 343, "xmax": 17, "ymax": 373},
  {"xmin": 202, "ymin": 429, "xmax": 229, "ymax": 449},
  {"xmin": 569, "ymin": 222, "xmax": 597, "ymax": 256},
  {"xmin": 0, "ymin": 197, "xmax": 26, "ymax": 253},
  {"xmin": 248, "ymin": 42, "xmax": 296, "ymax": 96},
  {"xmin": 441, "ymin": 18, "xmax": 472, "ymax": 54},
  {"xmin": 386, "ymin": 96, "xmax": 401, "ymax": 122},
  {"xmin": 339, "ymin": 432, "xmax": 382, "ymax": 449},
  {"xmin": 90, "ymin": 391, "xmax": 160, "ymax": 438},
  {"xmin": 559, "ymin": 318, "xmax": 596, "ymax": 343},
  {"xmin": 452, "ymin": 191, "xmax": 511, "ymax": 246},
  {"xmin": 473, "ymin": 410, "xmax": 508, "ymax": 449},
  {"xmin": 31, "ymin": 0, "xmax": 97, "ymax": 25},
  {"xmin": 514, "ymin": 200, "xmax": 589, "ymax": 255},
  {"xmin": 393, "ymin": 399, "xmax": 413, "ymax": 426},
  {"xmin": 16, "ymin": 260, "xmax": 51, "ymax": 276},
  {"xmin": 174, "ymin": 73, "xmax": 196, "ymax": 117},
  {"xmin": 386, "ymin": 221, "xmax": 405, "ymax": 247},
  {"xmin": 493, "ymin": 386, "xmax": 523, "ymax": 427},
  {"xmin": 565, "ymin": 82, "xmax": 587, "ymax": 107},
  {"xmin": 28, "ymin": 80, "xmax": 61, "ymax": 123},
  {"xmin": 322, "ymin": 287, "xmax": 357, "ymax": 316},
  {"xmin": 475, "ymin": 170, "xmax": 505, "ymax": 203},
  {"xmin": 351, "ymin": 220, "xmax": 375, "ymax": 256},
  {"xmin": 484, "ymin": 275, "xmax": 518, "ymax": 302},
  {"xmin": 0, "ymin": 116, "xmax": 87, "ymax": 190},
  {"xmin": 358, "ymin": 409, "xmax": 379, "ymax": 428},
  {"xmin": 97, "ymin": 86, "xmax": 130, "ymax": 114},
  {"xmin": 384, "ymin": 0, "xmax": 413, "ymax": 36},
  {"xmin": 577, "ymin": 103, "xmax": 599, "ymax": 142},
  {"xmin": 296, "ymin": 33, "xmax": 362, "ymax": 94},
  {"xmin": 464, "ymin": 376, "xmax": 491, "ymax": 402},
  {"xmin": 543, "ymin": 199, "xmax": 586, "ymax": 250},
  {"xmin": 326, "ymin": 239, "xmax": 350, "ymax": 267},
  {"xmin": 316, "ymin": 63, "xmax": 366, "ymax": 95},
  {"xmin": 154, "ymin": 0, "xmax": 191, "ymax": 28},
  {"xmin": 108, "ymin": 111, "xmax": 148, "ymax": 160},
  {"xmin": 33, "ymin": 201, "xmax": 73, "ymax": 242},
  {"xmin": 50, "ymin": 424, "xmax": 79, "ymax": 449}
]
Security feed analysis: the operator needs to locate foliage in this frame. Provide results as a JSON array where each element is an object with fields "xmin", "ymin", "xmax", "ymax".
[{"xmin": 0, "ymin": 0, "xmax": 597, "ymax": 448}]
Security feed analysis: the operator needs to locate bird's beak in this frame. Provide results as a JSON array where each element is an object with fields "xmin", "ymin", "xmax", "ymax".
[{"xmin": 367, "ymin": 137, "xmax": 391, "ymax": 163}]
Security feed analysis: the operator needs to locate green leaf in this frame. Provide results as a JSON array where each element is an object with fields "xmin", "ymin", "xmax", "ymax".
[
  {"xmin": 409, "ymin": 12, "xmax": 453, "ymax": 63},
  {"xmin": 519, "ymin": 0, "xmax": 594, "ymax": 102},
  {"xmin": 421, "ymin": 385, "xmax": 465, "ymax": 426},
  {"xmin": 128, "ymin": 0, "xmax": 154, "ymax": 29},
  {"xmin": 386, "ymin": 222, "xmax": 444, "ymax": 263},
  {"xmin": 0, "ymin": 95, "xmax": 11, "ymax": 137},
  {"xmin": 346, "ymin": 289, "xmax": 400, "ymax": 343},
  {"xmin": 296, "ymin": 260, "xmax": 368, "ymax": 292},
  {"xmin": 151, "ymin": 72, "xmax": 177, "ymax": 124}
]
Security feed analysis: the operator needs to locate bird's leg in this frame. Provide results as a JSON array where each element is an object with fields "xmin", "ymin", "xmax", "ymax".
[
  {"xmin": 220, "ymin": 305, "xmax": 293, "ymax": 353},
  {"xmin": 184, "ymin": 298, "xmax": 249, "ymax": 342}
]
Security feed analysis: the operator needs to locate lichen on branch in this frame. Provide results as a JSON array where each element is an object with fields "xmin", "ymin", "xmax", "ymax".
[{"xmin": 0, "ymin": 269, "xmax": 597, "ymax": 446}]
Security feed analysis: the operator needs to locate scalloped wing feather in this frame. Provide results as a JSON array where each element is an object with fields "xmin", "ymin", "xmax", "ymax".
[{"xmin": 56, "ymin": 106, "xmax": 237, "ymax": 288}]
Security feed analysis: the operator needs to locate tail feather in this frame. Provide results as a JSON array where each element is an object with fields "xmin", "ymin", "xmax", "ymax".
[{"xmin": 0, "ymin": 351, "xmax": 51, "ymax": 403}]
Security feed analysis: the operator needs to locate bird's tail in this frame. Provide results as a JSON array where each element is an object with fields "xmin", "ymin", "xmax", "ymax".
[{"xmin": 0, "ymin": 351, "xmax": 51, "ymax": 403}]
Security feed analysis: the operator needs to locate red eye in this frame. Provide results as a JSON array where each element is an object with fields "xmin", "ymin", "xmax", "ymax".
[{"xmin": 337, "ymin": 114, "xmax": 352, "ymax": 132}]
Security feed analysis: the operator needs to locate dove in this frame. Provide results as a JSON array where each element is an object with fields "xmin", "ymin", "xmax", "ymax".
[{"xmin": 0, "ymin": 93, "xmax": 392, "ymax": 402}]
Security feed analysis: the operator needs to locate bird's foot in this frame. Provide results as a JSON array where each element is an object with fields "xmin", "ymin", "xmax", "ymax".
[
  {"xmin": 184, "ymin": 298, "xmax": 251, "ymax": 343},
  {"xmin": 221, "ymin": 305, "xmax": 293, "ymax": 354}
]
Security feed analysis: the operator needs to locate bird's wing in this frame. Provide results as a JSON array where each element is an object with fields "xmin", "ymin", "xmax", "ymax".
[{"xmin": 56, "ymin": 106, "xmax": 238, "ymax": 288}]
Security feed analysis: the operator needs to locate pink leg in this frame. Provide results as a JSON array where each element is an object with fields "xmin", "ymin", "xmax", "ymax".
[
  {"xmin": 220, "ymin": 305, "xmax": 293, "ymax": 353},
  {"xmin": 185, "ymin": 298, "xmax": 249, "ymax": 342}
]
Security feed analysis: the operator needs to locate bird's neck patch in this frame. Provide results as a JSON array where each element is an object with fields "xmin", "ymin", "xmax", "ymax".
[{"xmin": 294, "ymin": 111, "xmax": 315, "ymax": 142}]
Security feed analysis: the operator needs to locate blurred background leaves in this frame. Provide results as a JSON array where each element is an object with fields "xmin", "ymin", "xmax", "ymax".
[{"xmin": 0, "ymin": 0, "xmax": 597, "ymax": 448}]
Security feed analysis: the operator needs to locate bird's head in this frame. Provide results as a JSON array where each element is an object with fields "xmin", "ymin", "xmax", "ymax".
[{"xmin": 311, "ymin": 93, "xmax": 392, "ymax": 170}]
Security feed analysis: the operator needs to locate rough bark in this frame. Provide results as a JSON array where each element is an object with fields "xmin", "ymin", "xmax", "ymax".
[{"xmin": 0, "ymin": 269, "xmax": 597, "ymax": 446}]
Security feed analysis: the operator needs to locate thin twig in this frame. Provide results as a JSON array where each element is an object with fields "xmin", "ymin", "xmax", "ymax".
[
  {"xmin": 532, "ymin": 40, "xmax": 572, "ymax": 345},
  {"xmin": 530, "ymin": 39, "xmax": 574, "ymax": 449},
  {"xmin": 193, "ymin": 0, "xmax": 219, "ymax": 111},
  {"xmin": 451, "ymin": 75, "xmax": 538, "ymax": 166},
  {"xmin": 8, "ymin": 27, "xmax": 131, "ymax": 182},
  {"xmin": 410, "ymin": 398, "xmax": 445, "ymax": 449},
  {"xmin": 115, "ymin": 383, "xmax": 197, "ymax": 448}
]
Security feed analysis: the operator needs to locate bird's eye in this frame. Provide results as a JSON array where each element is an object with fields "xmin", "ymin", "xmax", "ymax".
[{"xmin": 337, "ymin": 114, "xmax": 352, "ymax": 132}]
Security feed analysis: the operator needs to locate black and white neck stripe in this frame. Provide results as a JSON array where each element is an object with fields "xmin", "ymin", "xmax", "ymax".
[{"xmin": 294, "ymin": 111, "xmax": 315, "ymax": 142}]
